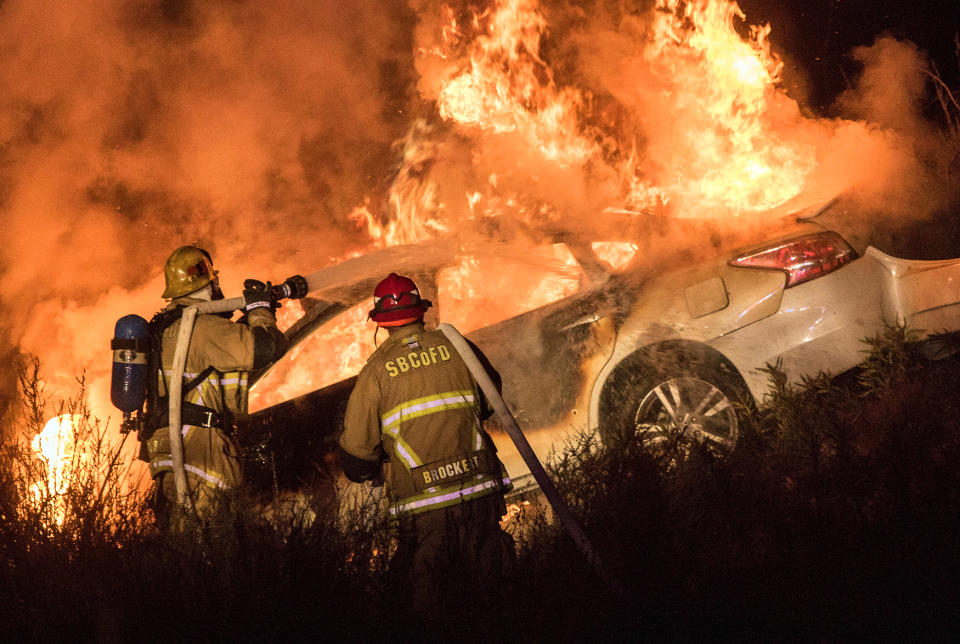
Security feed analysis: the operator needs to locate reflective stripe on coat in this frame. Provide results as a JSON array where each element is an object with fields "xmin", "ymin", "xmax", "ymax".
[{"xmin": 339, "ymin": 323, "xmax": 511, "ymax": 516}]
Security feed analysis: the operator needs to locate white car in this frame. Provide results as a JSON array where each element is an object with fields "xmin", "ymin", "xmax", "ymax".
[{"xmin": 238, "ymin": 198, "xmax": 960, "ymax": 493}]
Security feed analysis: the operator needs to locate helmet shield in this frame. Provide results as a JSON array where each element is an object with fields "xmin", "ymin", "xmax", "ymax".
[{"xmin": 162, "ymin": 246, "xmax": 216, "ymax": 299}]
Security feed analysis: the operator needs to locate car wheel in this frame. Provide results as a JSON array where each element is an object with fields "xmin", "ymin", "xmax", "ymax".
[
  {"xmin": 632, "ymin": 374, "xmax": 739, "ymax": 448},
  {"xmin": 599, "ymin": 347, "xmax": 750, "ymax": 450}
]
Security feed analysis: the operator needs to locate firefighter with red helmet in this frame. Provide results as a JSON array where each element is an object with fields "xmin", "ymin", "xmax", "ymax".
[
  {"xmin": 338, "ymin": 272, "xmax": 514, "ymax": 613},
  {"xmin": 146, "ymin": 246, "xmax": 290, "ymax": 522}
]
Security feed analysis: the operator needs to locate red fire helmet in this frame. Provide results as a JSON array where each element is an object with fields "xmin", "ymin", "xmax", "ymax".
[{"xmin": 368, "ymin": 272, "xmax": 432, "ymax": 327}]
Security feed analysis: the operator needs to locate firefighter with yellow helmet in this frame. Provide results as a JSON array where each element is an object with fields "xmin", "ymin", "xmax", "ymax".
[
  {"xmin": 146, "ymin": 246, "xmax": 293, "ymax": 521},
  {"xmin": 338, "ymin": 272, "xmax": 514, "ymax": 613}
]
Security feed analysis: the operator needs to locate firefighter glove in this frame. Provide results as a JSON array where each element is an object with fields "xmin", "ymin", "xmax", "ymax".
[{"xmin": 243, "ymin": 279, "xmax": 274, "ymax": 313}]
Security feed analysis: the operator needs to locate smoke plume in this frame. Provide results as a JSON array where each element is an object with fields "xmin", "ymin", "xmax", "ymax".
[{"xmin": 0, "ymin": 0, "xmax": 420, "ymax": 416}]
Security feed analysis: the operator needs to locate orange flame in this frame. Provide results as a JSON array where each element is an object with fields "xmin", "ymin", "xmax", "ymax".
[
  {"xmin": 623, "ymin": 0, "xmax": 816, "ymax": 216},
  {"xmin": 435, "ymin": 244, "xmax": 582, "ymax": 333},
  {"xmin": 8, "ymin": 1, "xmax": 934, "ymax": 502},
  {"xmin": 349, "ymin": 122, "xmax": 451, "ymax": 248},
  {"xmin": 436, "ymin": 0, "xmax": 594, "ymax": 168},
  {"xmin": 250, "ymin": 303, "xmax": 378, "ymax": 411},
  {"xmin": 412, "ymin": 0, "xmax": 818, "ymax": 224},
  {"xmin": 30, "ymin": 414, "xmax": 84, "ymax": 526},
  {"xmin": 592, "ymin": 242, "xmax": 639, "ymax": 272}
]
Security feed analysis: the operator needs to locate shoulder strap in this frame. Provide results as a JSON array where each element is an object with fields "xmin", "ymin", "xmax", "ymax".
[
  {"xmin": 183, "ymin": 365, "xmax": 215, "ymax": 394},
  {"xmin": 150, "ymin": 307, "xmax": 217, "ymax": 394},
  {"xmin": 149, "ymin": 307, "xmax": 184, "ymax": 396},
  {"xmin": 148, "ymin": 306, "xmax": 184, "ymax": 334},
  {"xmin": 141, "ymin": 307, "xmax": 185, "ymax": 434}
]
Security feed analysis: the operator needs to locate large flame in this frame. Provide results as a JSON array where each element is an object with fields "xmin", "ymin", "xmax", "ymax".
[
  {"xmin": 257, "ymin": 0, "xmax": 904, "ymax": 408},
  {"xmin": 30, "ymin": 414, "xmax": 84, "ymax": 526},
  {"xmin": 402, "ymin": 0, "xmax": 820, "ymax": 229},
  {"xmin": 624, "ymin": 0, "xmax": 816, "ymax": 216},
  {"xmin": 436, "ymin": 0, "xmax": 595, "ymax": 168}
]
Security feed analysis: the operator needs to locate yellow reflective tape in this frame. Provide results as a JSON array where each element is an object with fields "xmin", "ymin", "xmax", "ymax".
[
  {"xmin": 391, "ymin": 434, "xmax": 423, "ymax": 468},
  {"xmin": 390, "ymin": 475, "xmax": 501, "ymax": 515},
  {"xmin": 381, "ymin": 390, "xmax": 473, "ymax": 427},
  {"xmin": 184, "ymin": 464, "xmax": 229, "ymax": 489},
  {"xmin": 382, "ymin": 401, "xmax": 474, "ymax": 435}
]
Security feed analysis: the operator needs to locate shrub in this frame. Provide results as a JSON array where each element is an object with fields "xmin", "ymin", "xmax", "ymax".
[{"xmin": 5, "ymin": 324, "xmax": 960, "ymax": 639}]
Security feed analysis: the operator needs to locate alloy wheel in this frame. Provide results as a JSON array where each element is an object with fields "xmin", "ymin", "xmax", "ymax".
[{"xmin": 633, "ymin": 376, "xmax": 738, "ymax": 448}]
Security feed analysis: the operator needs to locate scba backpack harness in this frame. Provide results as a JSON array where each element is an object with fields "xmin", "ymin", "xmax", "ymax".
[{"xmin": 111, "ymin": 308, "xmax": 226, "ymax": 461}]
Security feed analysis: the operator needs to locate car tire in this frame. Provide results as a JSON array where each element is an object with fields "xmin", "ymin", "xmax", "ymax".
[{"xmin": 599, "ymin": 344, "xmax": 751, "ymax": 449}]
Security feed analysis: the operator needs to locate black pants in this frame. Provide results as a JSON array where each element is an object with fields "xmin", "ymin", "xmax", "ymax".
[{"xmin": 392, "ymin": 493, "xmax": 515, "ymax": 617}]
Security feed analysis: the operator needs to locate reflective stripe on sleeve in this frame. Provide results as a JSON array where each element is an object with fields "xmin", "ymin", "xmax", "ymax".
[{"xmin": 184, "ymin": 464, "xmax": 229, "ymax": 489}]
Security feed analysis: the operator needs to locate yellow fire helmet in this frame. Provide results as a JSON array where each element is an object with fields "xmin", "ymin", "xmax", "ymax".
[{"xmin": 161, "ymin": 246, "xmax": 216, "ymax": 299}]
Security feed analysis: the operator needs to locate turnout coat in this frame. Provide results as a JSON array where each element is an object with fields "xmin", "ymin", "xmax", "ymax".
[{"xmin": 338, "ymin": 323, "xmax": 511, "ymax": 516}]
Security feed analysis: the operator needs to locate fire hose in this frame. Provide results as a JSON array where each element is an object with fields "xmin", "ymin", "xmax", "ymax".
[
  {"xmin": 166, "ymin": 273, "xmax": 325, "ymax": 510},
  {"xmin": 438, "ymin": 323, "xmax": 629, "ymax": 600}
]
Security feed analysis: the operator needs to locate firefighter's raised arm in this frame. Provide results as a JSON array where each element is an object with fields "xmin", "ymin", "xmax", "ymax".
[{"xmin": 240, "ymin": 278, "xmax": 288, "ymax": 369}]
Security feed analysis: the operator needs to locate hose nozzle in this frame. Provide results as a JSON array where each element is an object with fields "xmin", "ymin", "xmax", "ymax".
[{"xmin": 270, "ymin": 275, "xmax": 309, "ymax": 301}]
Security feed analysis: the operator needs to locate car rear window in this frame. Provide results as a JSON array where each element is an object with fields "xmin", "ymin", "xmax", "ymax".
[{"xmin": 436, "ymin": 244, "xmax": 585, "ymax": 333}]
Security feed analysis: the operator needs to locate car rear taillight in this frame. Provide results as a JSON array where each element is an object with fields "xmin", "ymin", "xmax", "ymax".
[{"xmin": 728, "ymin": 231, "xmax": 859, "ymax": 288}]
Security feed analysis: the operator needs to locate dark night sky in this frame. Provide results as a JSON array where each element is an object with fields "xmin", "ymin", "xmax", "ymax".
[{"xmin": 740, "ymin": 0, "xmax": 960, "ymax": 115}]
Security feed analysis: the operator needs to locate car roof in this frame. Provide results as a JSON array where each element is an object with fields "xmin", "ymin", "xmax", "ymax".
[
  {"xmin": 285, "ymin": 196, "xmax": 843, "ymax": 336},
  {"xmin": 282, "ymin": 236, "xmax": 595, "ymax": 346}
]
